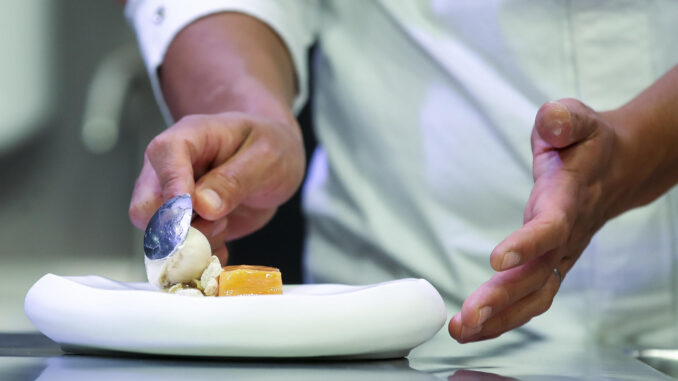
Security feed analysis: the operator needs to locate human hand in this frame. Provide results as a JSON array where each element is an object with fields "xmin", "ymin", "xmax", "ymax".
[
  {"xmin": 449, "ymin": 99, "xmax": 624, "ymax": 342},
  {"xmin": 129, "ymin": 112, "xmax": 305, "ymax": 263}
]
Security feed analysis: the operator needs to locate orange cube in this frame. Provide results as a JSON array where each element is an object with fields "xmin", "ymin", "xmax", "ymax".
[{"xmin": 218, "ymin": 265, "xmax": 283, "ymax": 296}]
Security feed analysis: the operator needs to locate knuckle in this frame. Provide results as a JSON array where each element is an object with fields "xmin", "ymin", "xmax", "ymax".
[
  {"xmin": 535, "ymin": 284, "xmax": 558, "ymax": 317},
  {"xmin": 176, "ymin": 114, "xmax": 206, "ymax": 127},
  {"xmin": 164, "ymin": 175, "xmax": 185, "ymax": 192},
  {"xmin": 536, "ymin": 296, "xmax": 554, "ymax": 317},
  {"xmin": 549, "ymin": 211, "xmax": 571, "ymax": 243},
  {"xmin": 234, "ymin": 114, "xmax": 255, "ymax": 131},
  {"xmin": 537, "ymin": 257, "xmax": 556, "ymax": 280},
  {"xmin": 145, "ymin": 134, "xmax": 171, "ymax": 158},
  {"xmin": 128, "ymin": 204, "xmax": 141, "ymax": 223},
  {"xmin": 498, "ymin": 311, "xmax": 512, "ymax": 329},
  {"xmin": 128, "ymin": 203, "xmax": 149, "ymax": 229},
  {"xmin": 145, "ymin": 137, "xmax": 161, "ymax": 157},
  {"xmin": 211, "ymin": 169, "xmax": 244, "ymax": 199},
  {"xmin": 255, "ymin": 135, "xmax": 279, "ymax": 159},
  {"xmin": 493, "ymin": 283, "xmax": 511, "ymax": 306}
]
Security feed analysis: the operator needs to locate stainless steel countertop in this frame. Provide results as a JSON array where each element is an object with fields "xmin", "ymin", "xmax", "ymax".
[{"xmin": 1, "ymin": 332, "xmax": 674, "ymax": 380}]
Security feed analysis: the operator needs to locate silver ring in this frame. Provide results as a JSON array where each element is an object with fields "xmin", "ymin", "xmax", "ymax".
[{"xmin": 553, "ymin": 268, "xmax": 562, "ymax": 285}]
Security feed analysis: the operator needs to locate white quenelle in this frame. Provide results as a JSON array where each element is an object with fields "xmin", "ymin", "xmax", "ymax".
[{"xmin": 145, "ymin": 226, "xmax": 212, "ymax": 289}]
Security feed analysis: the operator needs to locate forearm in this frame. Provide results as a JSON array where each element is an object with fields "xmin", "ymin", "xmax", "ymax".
[
  {"xmin": 160, "ymin": 12, "xmax": 298, "ymax": 125},
  {"xmin": 605, "ymin": 65, "xmax": 678, "ymax": 216}
]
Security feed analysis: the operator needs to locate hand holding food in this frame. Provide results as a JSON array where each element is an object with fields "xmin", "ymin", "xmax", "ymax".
[{"xmin": 128, "ymin": 112, "xmax": 306, "ymax": 265}]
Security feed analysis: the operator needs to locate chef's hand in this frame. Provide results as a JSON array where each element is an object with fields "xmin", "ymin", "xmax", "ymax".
[
  {"xmin": 449, "ymin": 98, "xmax": 621, "ymax": 342},
  {"xmin": 128, "ymin": 12, "xmax": 303, "ymax": 263},
  {"xmin": 128, "ymin": 112, "xmax": 305, "ymax": 263}
]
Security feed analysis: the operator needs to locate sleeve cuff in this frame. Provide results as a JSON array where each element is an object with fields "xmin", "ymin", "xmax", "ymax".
[{"xmin": 125, "ymin": 0, "xmax": 317, "ymax": 125}]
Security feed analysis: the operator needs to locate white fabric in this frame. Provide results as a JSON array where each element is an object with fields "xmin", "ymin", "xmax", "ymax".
[
  {"xmin": 127, "ymin": 0, "xmax": 678, "ymax": 347},
  {"xmin": 125, "ymin": 0, "xmax": 317, "ymax": 122}
]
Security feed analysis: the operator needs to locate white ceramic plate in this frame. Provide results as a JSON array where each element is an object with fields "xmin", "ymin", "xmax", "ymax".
[{"xmin": 25, "ymin": 274, "xmax": 446, "ymax": 359}]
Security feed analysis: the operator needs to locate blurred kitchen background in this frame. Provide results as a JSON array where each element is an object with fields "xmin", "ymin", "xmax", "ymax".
[{"xmin": 0, "ymin": 1, "xmax": 311, "ymax": 331}]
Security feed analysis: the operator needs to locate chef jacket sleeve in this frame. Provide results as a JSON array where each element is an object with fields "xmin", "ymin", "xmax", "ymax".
[{"xmin": 125, "ymin": 0, "xmax": 319, "ymax": 124}]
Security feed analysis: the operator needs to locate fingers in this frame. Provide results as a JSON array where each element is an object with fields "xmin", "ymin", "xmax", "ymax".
[
  {"xmin": 129, "ymin": 155, "xmax": 164, "ymax": 230},
  {"xmin": 450, "ymin": 253, "xmax": 578, "ymax": 344},
  {"xmin": 131, "ymin": 114, "xmax": 251, "ymax": 230},
  {"xmin": 535, "ymin": 99, "xmax": 598, "ymax": 149},
  {"xmin": 192, "ymin": 217, "xmax": 229, "ymax": 264},
  {"xmin": 459, "ymin": 98, "xmax": 607, "ymax": 344},
  {"xmin": 190, "ymin": 205, "xmax": 275, "ymax": 248},
  {"xmin": 459, "ymin": 253, "xmax": 556, "ymax": 329},
  {"xmin": 145, "ymin": 133, "xmax": 196, "ymax": 202},
  {"xmin": 223, "ymin": 205, "xmax": 277, "ymax": 240},
  {"xmin": 449, "ymin": 267, "xmax": 562, "ymax": 343},
  {"xmin": 191, "ymin": 216, "xmax": 229, "ymax": 247},
  {"xmin": 490, "ymin": 210, "xmax": 569, "ymax": 271},
  {"xmin": 132, "ymin": 112, "xmax": 302, "ymax": 259},
  {"xmin": 144, "ymin": 114, "xmax": 253, "ymax": 205},
  {"xmin": 193, "ymin": 128, "xmax": 297, "ymax": 221}
]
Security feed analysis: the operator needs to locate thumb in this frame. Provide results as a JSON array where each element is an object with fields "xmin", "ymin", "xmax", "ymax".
[
  {"xmin": 146, "ymin": 114, "xmax": 252, "ymax": 208},
  {"xmin": 535, "ymin": 98, "xmax": 598, "ymax": 149},
  {"xmin": 194, "ymin": 138, "xmax": 276, "ymax": 221}
]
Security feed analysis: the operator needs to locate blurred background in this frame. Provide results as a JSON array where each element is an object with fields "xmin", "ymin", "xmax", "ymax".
[{"xmin": 0, "ymin": 0, "xmax": 311, "ymax": 331}]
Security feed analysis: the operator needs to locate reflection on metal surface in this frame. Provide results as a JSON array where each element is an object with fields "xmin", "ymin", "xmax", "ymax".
[
  {"xmin": 448, "ymin": 369, "xmax": 518, "ymax": 380},
  {"xmin": 143, "ymin": 194, "xmax": 192, "ymax": 260},
  {"xmin": 2, "ymin": 333, "xmax": 676, "ymax": 381},
  {"xmin": 631, "ymin": 349, "xmax": 678, "ymax": 378},
  {"xmin": 34, "ymin": 356, "xmax": 434, "ymax": 381}
]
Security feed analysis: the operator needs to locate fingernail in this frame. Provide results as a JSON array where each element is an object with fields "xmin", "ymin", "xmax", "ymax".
[
  {"xmin": 501, "ymin": 251, "xmax": 521, "ymax": 270},
  {"xmin": 546, "ymin": 102, "xmax": 571, "ymax": 136},
  {"xmin": 477, "ymin": 306, "xmax": 492, "ymax": 326},
  {"xmin": 552, "ymin": 121, "xmax": 563, "ymax": 136},
  {"xmin": 461, "ymin": 325, "xmax": 482, "ymax": 340},
  {"xmin": 544, "ymin": 116, "xmax": 564, "ymax": 137},
  {"xmin": 211, "ymin": 219, "xmax": 227, "ymax": 238},
  {"xmin": 198, "ymin": 188, "xmax": 222, "ymax": 211}
]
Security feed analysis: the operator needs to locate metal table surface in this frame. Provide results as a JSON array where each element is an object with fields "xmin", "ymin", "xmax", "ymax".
[{"xmin": 1, "ymin": 331, "xmax": 674, "ymax": 380}]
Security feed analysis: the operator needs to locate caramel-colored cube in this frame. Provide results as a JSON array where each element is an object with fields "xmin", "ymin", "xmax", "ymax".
[{"xmin": 218, "ymin": 265, "xmax": 283, "ymax": 296}]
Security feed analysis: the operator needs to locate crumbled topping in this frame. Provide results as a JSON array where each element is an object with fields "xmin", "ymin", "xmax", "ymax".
[
  {"xmin": 164, "ymin": 255, "xmax": 221, "ymax": 297},
  {"xmin": 201, "ymin": 256, "xmax": 222, "ymax": 296}
]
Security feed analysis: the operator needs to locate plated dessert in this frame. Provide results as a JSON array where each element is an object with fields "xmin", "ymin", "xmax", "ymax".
[
  {"xmin": 143, "ymin": 195, "xmax": 283, "ymax": 297},
  {"xmin": 24, "ymin": 196, "xmax": 446, "ymax": 358}
]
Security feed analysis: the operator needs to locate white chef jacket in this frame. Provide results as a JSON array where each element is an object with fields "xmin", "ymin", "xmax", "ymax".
[{"xmin": 127, "ymin": 0, "xmax": 678, "ymax": 348}]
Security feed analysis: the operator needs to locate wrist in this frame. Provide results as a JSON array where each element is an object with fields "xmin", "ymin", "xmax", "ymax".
[
  {"xmin": 159, "ymin": 12, "xmax": 298, "ymax": 127},
  {"xmin": 601, "ymin": 101, "xmax": 678, "ymax": 218}
]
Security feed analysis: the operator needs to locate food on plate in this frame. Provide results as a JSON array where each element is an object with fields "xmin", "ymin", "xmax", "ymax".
[
  {"xmin": 144, "ymin": 225, "xmax": 283, "ymax": 297},
  {"xmin": 166, "ymin": 284, "xmax": 205, "ymax": 297},
  {"xmin": 164, "ymin": 262, "xmax": 284, "ymax": 297},
  {"xmin": 218, "ymin": 265, "xmax": 283, "ymax": 296},
  {"xmin": 145, "ymin": 226, "xmax": 212, "ymax": 289},
  {"xmin": 199, "ymin": 255, "xmax": 222, "ymax": 296},
  {"xmin": 143, "ymin": 194, "xmax": 284, "ymax": 297}
]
